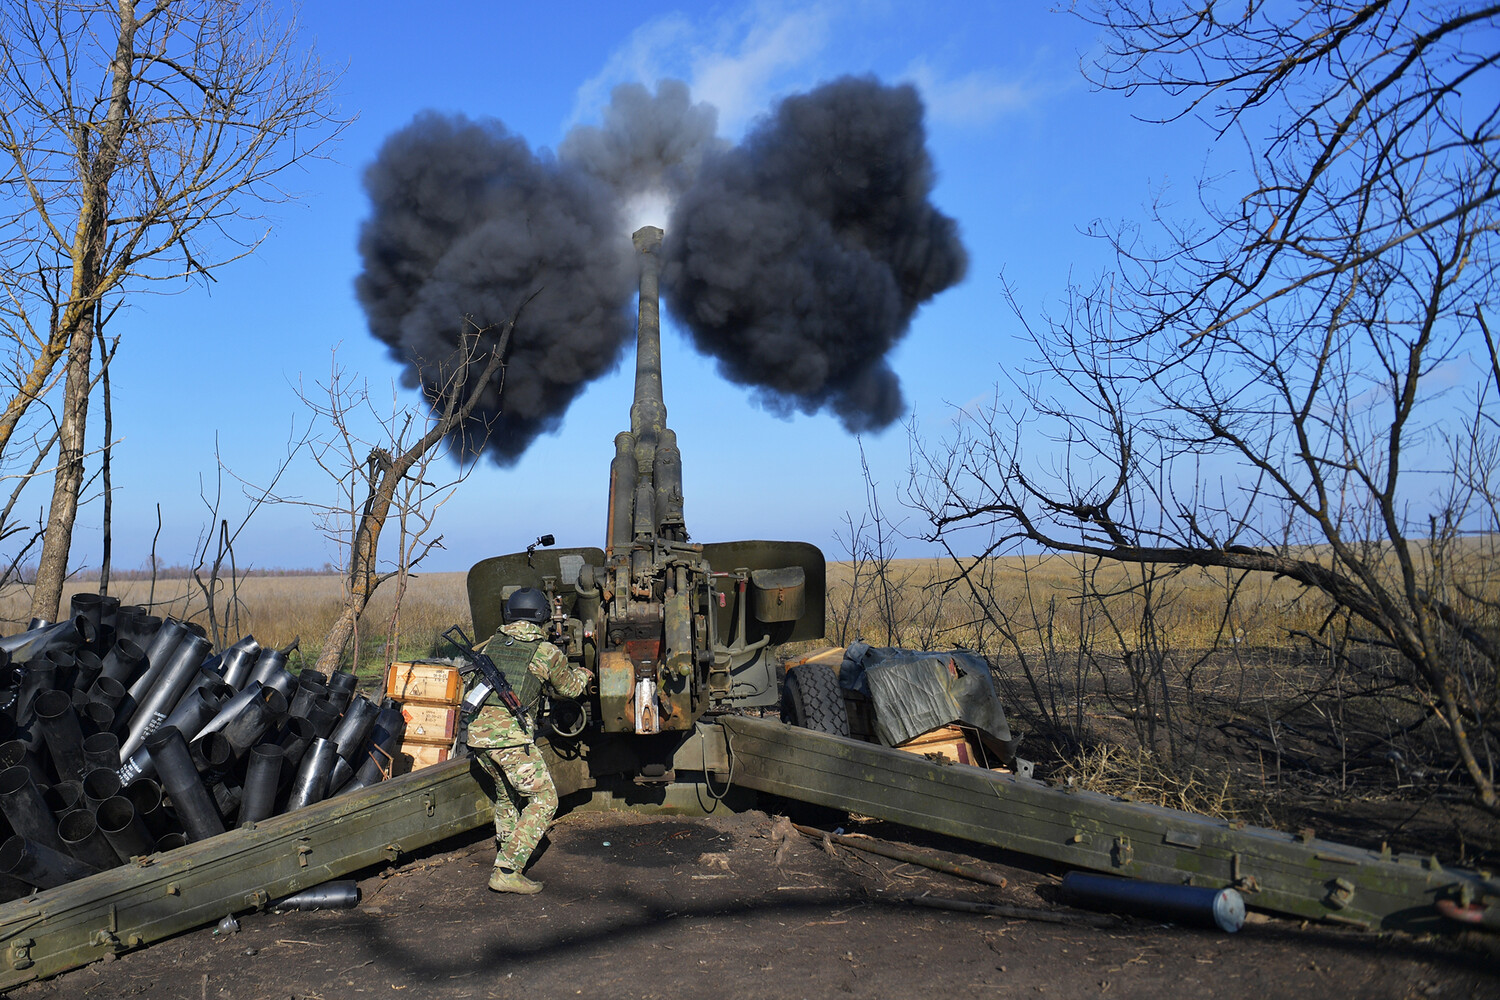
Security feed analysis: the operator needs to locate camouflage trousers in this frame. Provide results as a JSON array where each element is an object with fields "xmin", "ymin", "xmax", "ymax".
[{"xmin": 471, "ymin": 743, "xmax": 556, "ymax": 872}]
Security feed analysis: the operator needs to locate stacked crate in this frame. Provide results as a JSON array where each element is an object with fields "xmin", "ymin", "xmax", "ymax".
[{"xmin": 385, "ymin": 660, "xmax": 463, "ymax": 774}]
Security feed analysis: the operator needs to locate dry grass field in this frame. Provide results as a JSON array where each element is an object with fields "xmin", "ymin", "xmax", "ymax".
[{"xmin": 1, "ymin": 555, "xmax": 1320, "ymax": 674}]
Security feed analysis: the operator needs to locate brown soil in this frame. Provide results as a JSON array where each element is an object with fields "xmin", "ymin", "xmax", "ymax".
[{"xmin": 9, "ymin": 805, "xmax": 1496, "ymax": 1000}]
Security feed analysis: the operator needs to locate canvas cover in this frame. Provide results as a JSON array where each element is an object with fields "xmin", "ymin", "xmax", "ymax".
[{"xmin": 840, "ymin": 643, "xmax": 1011, "ymax": 748}]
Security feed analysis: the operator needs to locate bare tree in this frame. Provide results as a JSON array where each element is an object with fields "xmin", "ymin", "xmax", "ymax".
[
  {"xmin": 0, "ymin": 1, "xmax": 347, "ymax": 620},
  {"xmin": 913, "ymin": 3, "xmax": 1500, "ymax": 807},
  {"xmin": 287, "ymin": 307, "xmax": 524, "ymax": 676}
]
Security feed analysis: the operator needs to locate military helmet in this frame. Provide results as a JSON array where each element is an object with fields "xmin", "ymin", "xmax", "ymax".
[{"xmin": 504, "ymin": 587, "xmax": 550, "ymax": 625}]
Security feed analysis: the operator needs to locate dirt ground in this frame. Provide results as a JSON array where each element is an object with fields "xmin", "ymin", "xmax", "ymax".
[{"xmin": 8, "ymin": 802, "xmax": 1496, "ymax": 1000}]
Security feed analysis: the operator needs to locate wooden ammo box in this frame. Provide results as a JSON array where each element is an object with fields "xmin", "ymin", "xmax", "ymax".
[
  {"xmin": 386, "ymin": 660, "xmax": 464, "ymax": 775},
  {"xmin": 386, "ymin": 660, "xmax": 462, "ymax": 705},
  {"xmin": 895, "ymin": 724, "xmax": 1013, "ymax": 771}
]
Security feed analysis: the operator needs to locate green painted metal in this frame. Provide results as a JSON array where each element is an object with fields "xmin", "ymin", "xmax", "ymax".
[
  {"xmin": 0, "ymin": 757, "xmax": 491, "ymax": 989},
  {"xmin": 467, "ymin": 546, "xmax": 606, "ymax": 642},
  {"xmin": 712, "ymin": 715, "xmax": 1489, "ymax": 933},
  {"xmin": 699, "ymin": 540, "xmax": 827, "ymax": 645}
]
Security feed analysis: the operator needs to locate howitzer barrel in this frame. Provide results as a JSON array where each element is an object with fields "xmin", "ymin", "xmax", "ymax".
[
  {"xmin": 629, "ymin": 225, "xmax": 666, "ymax": 456},
  {"xmin": 609, "ymin": 225, "xmax": 686, "ymax": 559}
]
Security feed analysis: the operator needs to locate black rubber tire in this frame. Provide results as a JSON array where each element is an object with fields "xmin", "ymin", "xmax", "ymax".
[{"xmin": 780, "ymin": 663, "xmax": 850, "ymax": 737}]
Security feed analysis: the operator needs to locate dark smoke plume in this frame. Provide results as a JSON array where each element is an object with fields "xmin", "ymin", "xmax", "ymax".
[
  {"xmin": 356, "ymin": 76, "xmax": 964, "ymax": 461},
  {"xmin": 560, "ymin": 79, "xmax": 724, "ymax": 203},
  {"xmin": 662, "ymin": 76, "xmax": 967, "ymax": 432},
  {"xmin": 356, "ymin": 83, "xmax": 722, "ymax": 464},
  {"xmin": 356, "ymin": 113, "xmax": 631, "ymax": 463}
]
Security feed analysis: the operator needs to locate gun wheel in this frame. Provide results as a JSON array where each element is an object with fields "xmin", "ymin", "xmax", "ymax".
[{"xmin": 780, "ymin": 662, "xmax": 849, "ymax": 737}]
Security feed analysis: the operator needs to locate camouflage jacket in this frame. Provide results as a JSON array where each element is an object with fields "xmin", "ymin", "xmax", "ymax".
[{"xmin": 465, "ymin": 621, "xmax": 590, "ymax": 749}]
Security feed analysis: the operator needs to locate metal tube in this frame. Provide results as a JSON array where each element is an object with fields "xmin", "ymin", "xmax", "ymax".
[
  {"xmin": 326, "ymin": 757, "xmax": 354, "ymax": 795},
  {"xmin": 247, "ymin": 647, "xmax": 288, "ymax": 687},
  {"xmin": 237, "ymin": 744, "xmax": 284, "ymax": 827},
  {"xmin": 210, "ymin": 778, "xmax": 242, "ymax": 821},
  {"xmin": 96, "ymin": 638, "xmax": 147, "ymax": 688},
  {"xmin": 219, "ymin": 688, "xmax": 286, "ymax": 758},
  {"xmin": 82, "ymin": 732, "xmax": 120, "ymax": 773},
  {"xmin": 260, "ymin": 667, "xmax": 297, "ymax": 702},
  {"xmin": 142, "ymin": 727, "xmax": 225, "ymax": 843},
  {"xmin": 0, "ymin": 741, "xmax": 47, "ymax": 786},
  {"xmin": 42, "ymin": 780, "xmax": 84, "ymax": 816},
  {"xmin": 57, "ymin": 809, "xmax": 119, "ymax": 871},
  {"xmin": 305, "ymin": 699, "xmax": 340, "ymax": 739},
  {"xmin": 347, "ymin": 704, "xmax": 407, "ymax": 790},
  {"xmin": 0, "ymin": 834, "xmax": 99, "ymax": 889},
  {"xmin": 194, "ymin": 681, "xmax": 263, "ymax": 739},
  {"xmin": 188, "ymin": 733, "xmax": 233, "ymax": 783},
  {"xmin": 325, "ymin": 671, "xmax": 358, "ymax": 714},
  {"xmin": 154, "ymin": 831, "xmax": 188, "ymax": 852},
  {"xmin": 285, "ymin": 738, "xmax": 337, "ymax": 811},
  {"xmin": 161, "ymin": 683, "xmax": 232, "ymax": 743},
  {"xmin": 270, "ymin": 880, "xmax": 361, "ymax": 911},
  {"xmin": 78, "ymin": 701, "xmax": 113, "ymax": 739},
  {"xmin": 0, "ymin": 766, "xmax": 65, "ymax": 852},
  {"xmin": 122, "ymin": 778, "xmax": 169, "ymax": 839},
  {"xmin": 95, "ymin": 794, "xmax": 157, "ymax": 863},
  {"xmin": 33, "ymin": 690, "xmax": 88, "ymax": 782},
  {"xmin": 81, "ymin": 768, "xmax": 121, "ymax": 808},
  {"xmin": 273, "ymin": 716, "xmax": 315, "ymax": 769},
  {"xmin": 69, "ymin": 650, "xmax": 103, "ymax": 697},
  {"xmin": 14, "ymin": 663, "xmax": 57, "ymax": 725},
  {"xmin": 43, "ymin": 650, "xmax": 77, "ymax": 695},
  {"xmin": 288, "ymin": 677, "xmax": 327, "ymax": 720},
  {"xmin": 330, "ymin": 696, "xmax": 378, "ymax": 764},
  {"xmin": 217, "ymin": 636, "xmax": 262, "ymax": 690},
  {"xmin": 0, "ymin": 617, "xmax": 93, "ymax": 663},
  {"xmin": 86, "ymin": 675, "xmax": 127, "ymax": 712},
  {"xmin": 1058, "ymin": 872, "xmax": 1246, "ymax": 932},
  {"xmin": 124, "ymin": 618, "xmax": 188, "ymax": 704},
  {"xmin": 119, "ymin": 633, "xmax": 211, "ymax": 759},
  {"xmin": 68, "ymin": 593, "xmax": 103, "ymax": 635}
]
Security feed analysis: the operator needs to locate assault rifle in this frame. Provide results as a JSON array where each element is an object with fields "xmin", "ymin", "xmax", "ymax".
[{"xmin": 444, "ymin": 625, "xmax": 530, "ymax": 735}]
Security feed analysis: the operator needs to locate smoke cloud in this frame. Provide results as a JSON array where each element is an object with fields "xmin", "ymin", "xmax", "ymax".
[
  {"xmin": 355, "ymin": 113, "xmax": 632, "ymax": 463},
  {"xmin": 356, "ymin": 83, "xmax": 722, "ymax": 464},
  {"xmin": 662, "ymin": 76, "xmax": 967, "ymax": 432},
  {"xmin": 356, "ymin": 75, "xmax": 964, "ymax": 460},
  {"xmin": 560, "ymin": 79, "xmax": 725, "ymax": 208}
]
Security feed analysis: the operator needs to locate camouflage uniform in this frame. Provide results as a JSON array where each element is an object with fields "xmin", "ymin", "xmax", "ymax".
[{"xmin": 466, "ymin": 620, "xmax": 590, "ymax": 879}]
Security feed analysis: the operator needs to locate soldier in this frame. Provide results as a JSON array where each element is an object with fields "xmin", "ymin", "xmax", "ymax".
[{"xmin": 466, "ymin": 587, "xmax": 591, "ymax": 894}]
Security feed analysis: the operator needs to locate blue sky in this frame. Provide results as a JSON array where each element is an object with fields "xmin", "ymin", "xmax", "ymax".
[{"xmin": 34, "ymin": 1, "xmax": 1214, "ymax": 575}]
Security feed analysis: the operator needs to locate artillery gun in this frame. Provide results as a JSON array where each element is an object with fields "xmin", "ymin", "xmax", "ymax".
[
  {"xmin": 0, "ymin": 228, "xmax": 1491, "ymax": 991},
  {"xmin": 465, "ymin": 226, "xmax": 825, "ymax": 779}
]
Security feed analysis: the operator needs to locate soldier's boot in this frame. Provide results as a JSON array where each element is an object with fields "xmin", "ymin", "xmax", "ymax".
[{"xmin": 488, "ymin": 867, "xmax": 543, "ymax": 894}]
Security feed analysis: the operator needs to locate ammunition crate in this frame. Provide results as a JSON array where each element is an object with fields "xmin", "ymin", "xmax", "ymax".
[
  {"xmin": 386, "ymin": 660, "xmax": 462, "ymax": 705},
  {"xmin": 401, "ymin": 702, "xmax": 459, "ymax": 742},
  {"xmin": 895, "ymin": 725, "xmax": 1011, "ymax": 771},
  {"xmin": 394, "ymin": 740, "xmax": 451, "ymax": 775},
  {"xmin": 896, "ymin": 725, "xmax": 974, "ymax": 766}
]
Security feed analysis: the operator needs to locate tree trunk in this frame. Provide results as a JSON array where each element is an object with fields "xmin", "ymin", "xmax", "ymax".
[
  {"xmin": 30, "ymin": 313, "xmax": 95, "ymax": 620},
  {"xmin": 25, "ymin": 7, "xmax": 138, "ymax": 620},
  {"xmin": 313, "ymin": 475, "xmax": 391, "ymax": 675}
]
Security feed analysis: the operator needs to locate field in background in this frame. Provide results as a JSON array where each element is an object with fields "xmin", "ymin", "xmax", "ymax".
[
  {"xmin": 3, "ymin": 555, "xmax": 1320, "ymax": 661},
  {"xmin": 824, "ymin": 554, "xmax": 1327, "ymax": 652}
]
